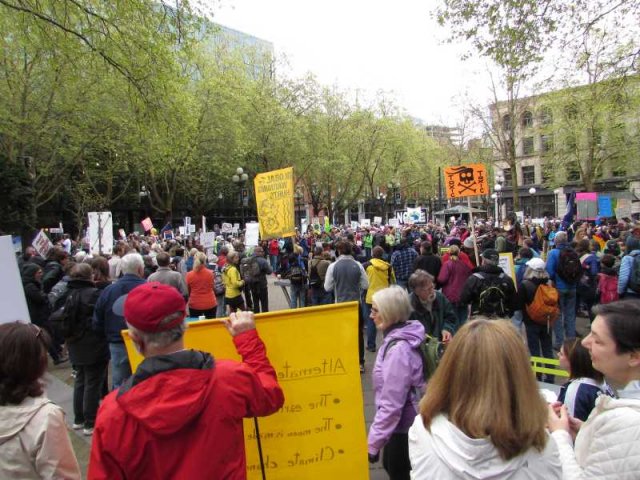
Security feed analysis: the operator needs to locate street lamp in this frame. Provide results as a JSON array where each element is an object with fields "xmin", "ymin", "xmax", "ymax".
[
  {"xmin": 294, "ymin": 189, "xmax": 304, "ymax": 230},
  {"xmin": 528, "ymin": 187, "xmax": 537, "ymax": 218},
  {"xmin": 493, "ymin": 183, "xmax": 503, "ymax": 227},
  {"xmin": 387, "ymin": 181, "xmax": 401, "ymax": 206},
  {"xmin": 231, "ymin": 167, "xmax": 249, "ymax": 228}
]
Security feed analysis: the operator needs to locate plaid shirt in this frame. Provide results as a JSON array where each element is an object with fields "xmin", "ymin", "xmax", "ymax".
[{"xmin": 390, "ymin": 247, "xmax": 418, "ymax": 281}]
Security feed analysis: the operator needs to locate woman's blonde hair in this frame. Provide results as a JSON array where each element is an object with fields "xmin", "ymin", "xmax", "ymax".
[
  {"xmin": 419, "ymin": 318, "xmax": 548, "ymax": 460},
  {"xmin": 371, "ymin": 286, "xmax": 411, "ymax": 330},
  {"xmin": 193, "ymin": 251, "xmax": 207, "ymax": 271},
  {"xmin": 448, "ymin": 245, "xmax": 460, "ymax": 260}
]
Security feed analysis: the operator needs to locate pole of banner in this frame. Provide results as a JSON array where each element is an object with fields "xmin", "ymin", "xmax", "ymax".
[
  {"xmin": 467, "ymin": 197, "xmax": 480, "ymax": 266},
  {"xmin": 253, "ymin": 417, "xmax": 267, "ymax": 480}
]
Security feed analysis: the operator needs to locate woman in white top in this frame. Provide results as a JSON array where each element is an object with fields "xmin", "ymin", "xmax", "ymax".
[
  {"xmin": 548, "ymin": 300, "xmax": 640, "ymax": 479},
  {"xmin": 0, "ymin": 322, "xmax": 80, "ymax": 479},
  {"xmin": 409, "ymin": 318, "xmax": 561, "ymax": 479}
]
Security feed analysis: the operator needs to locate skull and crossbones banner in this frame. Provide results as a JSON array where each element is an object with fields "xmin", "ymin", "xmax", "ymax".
[{"xmin": 443, "ymin": 164, "xmax": 489, "ymax": 199}]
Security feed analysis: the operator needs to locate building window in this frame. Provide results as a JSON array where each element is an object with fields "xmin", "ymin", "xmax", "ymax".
[
  {"xmin": 538, "ymin": 107, "xmax": 553, "ymax": 125},
  {"xmin": 503, "ymin": 168, "xmax": 512, "ymax": 187},
  {"xmin": 522, "ymin": 111, "xmax": 533, "ymax": 128},
  {"xmin": 567, "ymin": 163, "xmax": 580, "ymax": 182},
  {"xmin": 541, "ymin": 134, "xmax": 553, "ymax": 153},
  {"xmin": 502, "ymin": 114, "xmax": 512, "ymax": 131},
  {"xmin": 523, "ymin": 137, "xmax": 534, "ymax": 155},
  {"xmin": 522, "ymin": 166, "xmax": 535, "ymax": 185}
]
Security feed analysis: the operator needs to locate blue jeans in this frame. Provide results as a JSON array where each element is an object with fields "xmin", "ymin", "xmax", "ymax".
[
  {"xmin": 363, "ymin": 303, "xmax": 378, "ymax": 349},
  {"xmin": 290, "ymin": 284, "xmax": 307, "ymax": 309},
  {"xmin": 270, "ymin": 255, "xmax": 279, "ymax": 272},
  {"xmin": 525, "ymin": 322, "xmax": 555, "ymax": 383},
  {"xmin": 511, "ymin": 310, "xmax": 523, "ymax": 330},
  {"xmin": 109, "ymin": 343, "xmax": 132, "ymax": 390},
  {"xmin": 310, "ymin": 286, "xmax": 333, "ymax": 306},
  {"xmin": 554, "ymin": 288, "xmax": 577, "ymax": 350}
]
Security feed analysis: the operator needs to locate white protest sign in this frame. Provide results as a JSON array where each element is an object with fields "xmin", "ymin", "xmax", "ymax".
[
  {"xmin": 32, "ymin": 230, "xmax": 53, "ymax": 258},
  {"xmin": 178, "ymin": 226, "xmax": 186, "ymax": 236},
  {"xmin": 361, "ymin": 219, "xmax": 371, "ymax": 227},
  {"xmin": 388, "ymin": 218, "xmax": 399, "ymax": 228},
  {"xmin": 0, "ymin": 236, "xmax": 30, "ymax": 324},
  {"xmin": 221, "ymin": 222, "xmax": 233, "ymax": 233},
  {"xmin": 202, "ymin": 215, "xmax": 206, "ymax": 233},
  {"xmin": 373, "ymin": 216, "xmax": 382, "ymax": 225},
  {"xmin": 201, "ymin": 232, "xmax": 216, "ymax": 249},
  {"xmin": 350, "ymin": 221, "xmax": 359, "ymax": 229},
  {"xmin": 189, "ymin": 224, "xmax": 196, "ymax": 234},
  {"xmin": 88, "ymin": 212, "xmax": 113, "ymax": 255},
  {"xmin": 245, "ymin": 222, "xmax": 260, "ymax": 246},
  {"xmin": 498, "ymin": 252, "xmax": 516, "ymax": 289}
]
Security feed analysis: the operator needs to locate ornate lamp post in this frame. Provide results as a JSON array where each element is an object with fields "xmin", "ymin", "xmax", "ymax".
[
  {"xmin": 231, "ymin": 167, "xmax": 249, "ymax": 228},
  {"xmin": 493, "ymin": 170, "xmax": 505, "ymax": 227}
]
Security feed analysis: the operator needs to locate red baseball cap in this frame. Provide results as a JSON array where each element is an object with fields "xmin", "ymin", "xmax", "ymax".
[{"xmin": 113, "ymin": 282, "xmax": 186, "ymax": 333}]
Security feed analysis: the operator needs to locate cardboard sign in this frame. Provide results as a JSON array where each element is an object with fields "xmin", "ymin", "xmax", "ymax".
[
  {"xmin": 141, "ymin": 217, "xmax": 153, "ymax": 232},
  {"xmin": 88, "ymin": 212, "xmax": 114, "ymax": 255},
  {"xmin": 0, "ymin": 236, "xmax": 30, "ymax": 325},
  {"xmin": 201, "ymin": 232, "xmax": 216, "ymax": 249},
  {"xmin": 122, "ymin": 303, "xmax": 368, "ymax": 479},
  {"xmin": 444, "ymin": 164, "xmax": 489, "ymax": 199},
  {"xmin": 254, "ymin": 167, "xmax": 295, "ymax": 239},
  {"xmin": 32, "ymin": 230, "xmax": 53, "ymax": 258},
  {"xmin": 245, "ymin": 222, "xmax": 260, "ymax": 247},
  {"xmin": 498, "ymin": 252, "xmax": 517, "ymax": 290}
]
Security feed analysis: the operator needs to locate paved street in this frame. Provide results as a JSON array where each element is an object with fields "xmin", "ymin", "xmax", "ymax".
[{"xmin": 45, "ymin": 275, "xmax": 386, "ymax": 479}]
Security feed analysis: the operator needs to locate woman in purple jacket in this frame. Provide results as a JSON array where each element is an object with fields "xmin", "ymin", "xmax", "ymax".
[{"xmin": 367, "ymin": 286, "xmax": 426, "ymax": 480}]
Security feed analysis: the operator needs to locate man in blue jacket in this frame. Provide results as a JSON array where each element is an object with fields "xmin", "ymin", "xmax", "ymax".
[
  {"xmin": 93, "ymin": 252, "xmax": 146, "ymax": 389},
  {"xmin": 545, "ymin": 231, "xmax": 577, "ymax": 351}
]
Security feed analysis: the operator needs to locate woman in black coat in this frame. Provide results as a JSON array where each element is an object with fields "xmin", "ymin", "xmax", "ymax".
[
  {"xmin": 59, "ymin": 263, "xmax": 110, "ymax": 436},
  {"xmin": 21, "ymin": 263, "xmax": 66, "ymax": 364}
]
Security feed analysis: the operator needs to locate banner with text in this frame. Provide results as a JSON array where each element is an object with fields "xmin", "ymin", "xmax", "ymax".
[
  {"xmin": 254, "ymin": 167, "xmax": 295, "ymax": 239},
  {"xmin": 444, "ymin": 164, "xmax": 489, "ymax": 199},
  {"xmin": 122, "ymin": 303, "xmax": 367, "ymax": 479}
]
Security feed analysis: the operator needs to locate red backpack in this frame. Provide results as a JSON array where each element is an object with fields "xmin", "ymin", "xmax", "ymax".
[{"xmin": 597, "ymin": 273, "xmax": 619, "ymax": 304}]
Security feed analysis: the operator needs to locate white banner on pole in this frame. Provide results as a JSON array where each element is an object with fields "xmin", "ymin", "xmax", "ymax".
[
  {"xmin": 245, "ymin": 222, "xmax": 260, "ymax": 247},
  {"xmin": 0, "ymin": 236, "xmax": 30, "ymax": 324},
  {"xmin": 88, "ymin": 212, "xmax": 113, "ymax": 255}
]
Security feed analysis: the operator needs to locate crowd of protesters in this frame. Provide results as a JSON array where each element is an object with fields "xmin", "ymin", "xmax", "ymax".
[{"xmin": 6, "ymin": 212, "xmax": 640, "ymax": 479}]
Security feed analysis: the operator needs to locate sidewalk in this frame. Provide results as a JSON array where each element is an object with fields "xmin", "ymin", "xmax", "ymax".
[{"xmin": 46, "ymin": 275, "xmax": 387, "ymax": 479}]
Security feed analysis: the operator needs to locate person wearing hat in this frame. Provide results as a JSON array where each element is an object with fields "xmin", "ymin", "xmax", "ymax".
[
  {"xmin": 517, "ymin": 257, "xmax": 556, "ymax": 380},
  {"xmin": 459, "ymin": 249, "xmax": 516, "ymax": 319},
  {"xmin": 88, "ymin": 282, "xmax": 284, "ymax": 479}
]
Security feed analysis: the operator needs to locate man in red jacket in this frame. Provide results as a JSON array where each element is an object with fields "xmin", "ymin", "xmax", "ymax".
[{"xmin": 88, "ymin": 282, "xmax": 284, "ymax": 479}]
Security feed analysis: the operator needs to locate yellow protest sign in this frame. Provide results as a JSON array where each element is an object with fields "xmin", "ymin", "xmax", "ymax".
[
  {"xmin": 122, "ymin": 302, "xmax": 368, "ymax": 479},
  {"xmin": 444, "ymin": 164, "xmax": 489, "ymax": 199},
  {"xmin": 254, "ymin": 167, "xmax": 295, "ymax": 239}
]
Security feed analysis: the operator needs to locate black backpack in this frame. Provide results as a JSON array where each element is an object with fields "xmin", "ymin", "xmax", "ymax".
[
  {"xmin": 308, "ymin": 260, "xmax": 321, "ymax": 287},
  {"xmin": 557, "ymin": 248, "xmax": 583, "ymax": 284},
  {"xmin": 50, "ymin": 289, "xmax": 92, "ymax": 341},
  {"xmin": 288, "ymin": 265, "xmax": 307, "ymax": 285},
  {"xmin": 240, "ymin": 256, "xmax": 261, "ymax": 284},
  {"xmin": 474, "ymin": 272, "xmax": 510, "ymax": 317}
]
